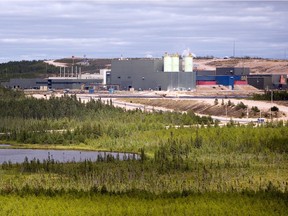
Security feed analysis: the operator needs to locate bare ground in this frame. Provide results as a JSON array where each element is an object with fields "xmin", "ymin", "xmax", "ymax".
[
  {"xmin": 121, "ymin": 98, "xmax": 286, "ymax": 119},
  {"xmin": 195, "ymin": 58, "xmax": 288, "ymax": 74}
]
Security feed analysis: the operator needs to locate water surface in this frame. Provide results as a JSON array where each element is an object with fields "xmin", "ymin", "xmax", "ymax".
[{"xmin": 0, "ymin": 148, "xmax": 138, "ymax": 164}]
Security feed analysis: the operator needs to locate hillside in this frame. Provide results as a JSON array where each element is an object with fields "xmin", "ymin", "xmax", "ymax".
[
  {"xmin": 195, "ymin": 58, "xmax": 288, "ymax": 74},
  {"xmin": 55, "ymin": 58, "xmax": 112, "ymax": 73},
  {"xmin": 0, "ymin": 60, "xmax": 58, "ymax": 81}
]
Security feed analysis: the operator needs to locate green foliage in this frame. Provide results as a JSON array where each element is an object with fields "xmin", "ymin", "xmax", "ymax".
[
  {"xmin": 251, "ymin": 106, "xmax": 260, "ymax": 113},
  {"xmin": 270, "ymin": 106, "xmax": 279, "ymax": 112},
  {"xmin": 235, "ymin": 102, "xmax": 247, "ymax": 110},
  {"xmin": 0, "ymin": 87, "xmax": 288, "ymax": 213},
  {"xmin": 0, "ymin": 86, "xmax": 24, "ymax": 99},
  {"xmin": 0, "ymin": 192, "xmax": 287, "ymax": 216},
  {"xmin": 253, "ymin": 90, "xmax": 288, "ymax": 101},
  {"xmin": 227, "ymin": 100, "xmax": 234, "ymax": 107},
  {"xmin": 0, "ymin": 88, "xmax": 214, "ymax": 147},
  {"xmin": 0, "ymin": 60, "xmax": 58, "ymax": 81}
]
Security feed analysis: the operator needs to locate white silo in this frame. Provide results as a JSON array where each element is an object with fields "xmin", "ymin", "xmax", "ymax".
[
  {"xmin": 184, "ymin": 54, "xmax": 193, "ymax": 72},
  {"xmin": 172, "ymin": 54, "xmax": 179, "ymax": 72},
  {"xmin": 164, "ymin": 53, "xmax": 172, "ymax": 72}
]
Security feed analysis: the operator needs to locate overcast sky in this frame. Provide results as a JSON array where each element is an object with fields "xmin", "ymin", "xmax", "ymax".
[{"xmin": 0, "ymin": 0, "xmax": 287, "ymax": 62}]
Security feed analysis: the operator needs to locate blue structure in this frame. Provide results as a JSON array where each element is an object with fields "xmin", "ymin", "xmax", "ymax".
[
  {"xmin": 215, "ymin": 76, "xmax": 234, "ymax": 89},
  {"xmin": 196, "ymin": 74, "xmax": 246, "ymax": 89}
]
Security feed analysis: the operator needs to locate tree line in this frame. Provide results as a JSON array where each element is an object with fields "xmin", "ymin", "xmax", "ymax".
[{"xmin": 253, "ymin": 90, "xmax": 288, "ymax": 101}]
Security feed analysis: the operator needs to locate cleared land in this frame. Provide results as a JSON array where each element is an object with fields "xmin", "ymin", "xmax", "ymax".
[
  {"xmin": 119, "ymin": 95, "xmax": 287, "ymax": 120},
  {"xmin": 196, "ymin": 58, "xmax": 288, "ymax": 74}
]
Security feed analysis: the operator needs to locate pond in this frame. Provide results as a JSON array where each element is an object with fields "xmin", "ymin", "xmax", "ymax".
[{"xmin": 0, "ymin": 148, "xmax": 139, "ymax": 164}]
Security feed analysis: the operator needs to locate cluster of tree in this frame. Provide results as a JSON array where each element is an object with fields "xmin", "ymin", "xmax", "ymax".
[
  {"xmin": 0, "ymin": 60, "xmax": 58, "ymax": 80},
  {"xmin": 0, "ymin": 87, "xmax": 215, "ymax": 146},
  {"xmin": 0, "ymin": 86, "xmax": 24, "ymax": 100},
  {"xmin": 0, "ymin": 94, "xmax": 115, "ymax": 119},
  {"xmin": 253, "ymin": 90, "xmax": 288, "ymax": 101}
]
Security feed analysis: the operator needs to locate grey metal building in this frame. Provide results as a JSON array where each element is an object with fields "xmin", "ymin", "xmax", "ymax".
[
  {"xmin": 1, "ymin": 78, "xmax": 103, "ymax": 90},
  {"xmin": 47, "ymin": 78, "xmax": 102, "ymax": 90},
  {"xmin": 216, "ymin": 67, "xmax": 250, "ymax": 76},
  {"xmin": 247, "ymin": 74, "xmax": 287, "ymax": 90},
  {"xmin": 108, "ymin": 59, "xmax": 196, "ymax": 91},
  {"xmin": 1, "ymin": 78, "xmax": 46, "ymax": 89}
]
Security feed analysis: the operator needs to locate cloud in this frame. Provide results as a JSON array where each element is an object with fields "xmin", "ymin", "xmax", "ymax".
[{"xmin": 0, "ymin": 0, "xmax": 287, "ymax": 61}]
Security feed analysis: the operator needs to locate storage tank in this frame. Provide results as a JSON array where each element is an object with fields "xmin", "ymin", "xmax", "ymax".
[
  {"xmin": 164, "ymin": 53, "xmax": 172, "ymax": 72},
  {"xmin": 184, "ymin": 54, "xmax": 193, "ymax": 72},
  {"xmin": 172, "ymin": 54, "xmax": 179, "ymax": 72}
]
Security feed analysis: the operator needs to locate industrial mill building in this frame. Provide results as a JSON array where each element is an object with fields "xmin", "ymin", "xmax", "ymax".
[{"xmin": 108, "ymin": 54, "xmax": 196, "ymax": 91}]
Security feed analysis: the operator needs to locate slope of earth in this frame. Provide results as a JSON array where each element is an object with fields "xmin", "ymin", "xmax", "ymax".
[
  {"xmin": 195, "ymin": 58, "xmax": 288, "ymax": 74},
  {"xmin": 121, "ymin": 98, "xmax": 287, "ymax": 120},
  {"xmin": 55, "ymin": 58, "xmax": 112, "ymax": 73}
]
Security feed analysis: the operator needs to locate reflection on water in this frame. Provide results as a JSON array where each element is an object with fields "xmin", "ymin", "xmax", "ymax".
[{"xmin": 0, "ymin": 148, "xmax": 139, "ymax": 164}]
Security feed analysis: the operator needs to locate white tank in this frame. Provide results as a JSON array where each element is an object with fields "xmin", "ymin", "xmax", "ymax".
[
  {"xmin": 184, "ymin": 55, "xmax": 193, "ymax": 72},
  {"xmin": 164, "ymin": 54, "xmax": 172, "ymax": 72},
  {"xmin": 172, "ymin": 54, "xmax": 179, "ymax": 72}
]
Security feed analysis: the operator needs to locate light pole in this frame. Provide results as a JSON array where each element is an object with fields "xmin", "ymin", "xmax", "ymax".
[
  {"xmin": 270, "ymin": 90, "xmax": 273, "ymax": 120},
  {"xmin": 247, "ymin": 107, "xmax": 249, "ymax": 119}
]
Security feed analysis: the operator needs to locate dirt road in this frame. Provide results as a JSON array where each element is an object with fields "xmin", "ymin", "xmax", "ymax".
[{"xmin": 44, "ymin": 60, "xmax": 68, "ymax": 67}]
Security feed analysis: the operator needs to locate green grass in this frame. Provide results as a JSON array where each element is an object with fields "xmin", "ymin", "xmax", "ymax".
[{"xmin": 0, "ymin": 193, "xmax": 287, "ymax": 216}]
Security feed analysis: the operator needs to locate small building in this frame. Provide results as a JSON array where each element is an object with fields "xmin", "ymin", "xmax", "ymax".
[{"xmin": 247, "ymin": 74, "xmax": 287, "ymax": 90}]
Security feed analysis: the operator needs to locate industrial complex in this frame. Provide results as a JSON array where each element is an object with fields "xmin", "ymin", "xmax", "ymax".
[{"xmin": 1, "ymin": 53, "xmax": 287, "ymax": 92}]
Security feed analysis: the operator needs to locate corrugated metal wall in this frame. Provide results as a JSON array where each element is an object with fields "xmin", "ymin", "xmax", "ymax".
[
  {"xmin": 216, "ymin": 67, "xmax": 250, "ymax": 76},
  {"xmin": 110, "ymin": 59, "xmax": 196, "ymax": 90}
]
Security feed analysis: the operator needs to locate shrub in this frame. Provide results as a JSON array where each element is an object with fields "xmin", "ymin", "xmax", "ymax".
[
  {"xmin": 235, "ymin": 102, "xmax": 247, "ymax": 110},
  {"xmin": 251, "ymin": 106, "xmax": 260, "ymax": 113},
  {"xmin": 227, "ymin": 100, "xmax": 232, "ymax": 106},
  {"xmin": 270, "ymin": 106, "xmax": 279, "ymax": 112}
]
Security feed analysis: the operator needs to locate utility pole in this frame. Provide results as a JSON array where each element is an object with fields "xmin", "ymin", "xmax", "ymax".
[
  {"xmin": 247, "ymin": 107, "xmax": 249, "ymax": 119},
  {"xmin": 233, "ymin": 40, "xmax": 235, "ymax": 58},
  {"xmin": 270, "ymin": 90, "xmax": 273, "ymax": 120},
  {"xmin": 46, "ymin": 63, "xmax": 48, "ymax": 77}
]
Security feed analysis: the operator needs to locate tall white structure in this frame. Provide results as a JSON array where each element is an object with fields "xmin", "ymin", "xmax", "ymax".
[
  {"xmin": 183, "ymin": 54, "xmax": 193, "ymax": 72},
  {"xmin": 171, "ymin": 54, "xmax": 180, "ymax": 72},
  {"xmin": 164, "ymin": 53, "xmax": 172, "ymax": 72}
]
